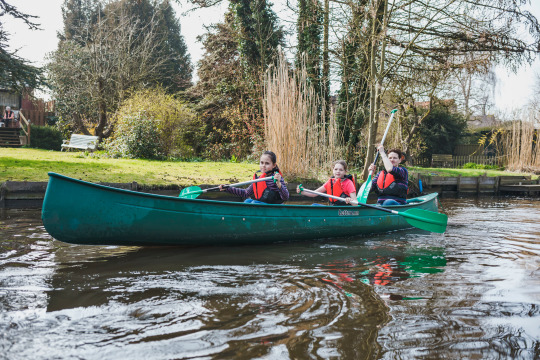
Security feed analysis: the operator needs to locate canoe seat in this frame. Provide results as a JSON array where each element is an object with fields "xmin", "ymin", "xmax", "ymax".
[{"xmin": 61, "ymin": 134, "xmax": 99, "ymax": 152}]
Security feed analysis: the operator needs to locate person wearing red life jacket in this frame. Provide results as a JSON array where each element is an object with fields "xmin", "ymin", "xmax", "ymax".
[
  {"xmin": 368, "ymin": 144, "xmax": 408, "ymax": 206},
  {"xmin": 219, "ymin": 151, "xmax": 289, "ymax": 204},
  {"xmin": 297, "ymin": 160, "xmax": 358, "ymax": 206}
]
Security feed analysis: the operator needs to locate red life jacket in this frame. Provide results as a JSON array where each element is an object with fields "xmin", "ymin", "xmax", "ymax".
[
  {"xmin": 252, "ymin": 169, "xmax": 284, "ymax": 204},
  {"xmin": 376, "ymin": 171, "xmax": 396, "ymax": 190},
  {"xmin": 376, "ymin": 170, "xmax": 408, "ymax": 199},
  {"xmin": 324, "ymin": 175, "xmax": 355, "ymax": 205}
]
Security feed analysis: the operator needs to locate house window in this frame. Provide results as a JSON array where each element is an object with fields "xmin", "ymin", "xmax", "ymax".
[{"xmin": 0, "ymin": 91, "xmax": 20, "ymax": 109}]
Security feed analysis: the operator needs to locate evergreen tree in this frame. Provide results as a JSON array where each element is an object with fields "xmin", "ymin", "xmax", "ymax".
[
  {"xmin": 0, "ymin": 0, "xmax": 45, "ymax": 91},
  {"xmin": 335, "ymin": 6, "xmax": 370, "ymax": 165},
  {"xmin": 59, "ymin": 0, "xmax": 103, "ymax": 44},
  {"xmin": 191, "ymin": 11, "xmax": 250, "ymax": 159},
  {"xmin": 230, "ymin": 0, "xmax": 283, "ymax": 76},
  {"xmin": 414, "ymin": 105, "xmax": 467, "ymax": 159},
  {"xmin": 189, "ymin": 1, "xmax": 283, "ymax": 159},
  {"xmin": 156, "ymin": 0, "xmax": 192, "ymax": 90},
  {"xmin": 296, "ymin": 0, "xmax": 322, "ymax": 97}
]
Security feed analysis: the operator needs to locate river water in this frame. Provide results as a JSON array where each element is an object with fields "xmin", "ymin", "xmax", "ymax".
[{"xmin": 0, "ymin": 197, "xmax": 539, "ymax": 359}]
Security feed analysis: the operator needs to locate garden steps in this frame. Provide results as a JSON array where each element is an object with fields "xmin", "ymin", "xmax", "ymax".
[{"xmin": 0, "ymin": 128, "xmax": 22, "ymax": 148}]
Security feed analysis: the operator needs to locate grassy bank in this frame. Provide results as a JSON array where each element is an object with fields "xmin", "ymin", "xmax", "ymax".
[
  {"xmin": 1, "ymin": 148, "xmax": 537, "ymax": 185},
  {"xmin": 0, "ymin": 148, "xmax": 258, "ymax": 186},
  {"xmin": 407, "ymin": 166, "xmax": 529, "ymax": 178}
]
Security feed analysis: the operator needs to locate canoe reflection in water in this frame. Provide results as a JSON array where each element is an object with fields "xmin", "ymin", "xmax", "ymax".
[
  {"xmin": 45, "ymin": 243, "xmax": 414, "ymax": 359},
  {"xmin": 361, "ymin": 246, "xmax": 446, "ymax": 287},
  {"xmin": 309, "ymin": 244, "xmax": 447, "ymax": 303}
]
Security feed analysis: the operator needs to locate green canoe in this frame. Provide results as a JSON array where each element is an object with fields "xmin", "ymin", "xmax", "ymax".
[{"xmin": 41, "ymin": 172, "xmax": 443, "ymax": 246}]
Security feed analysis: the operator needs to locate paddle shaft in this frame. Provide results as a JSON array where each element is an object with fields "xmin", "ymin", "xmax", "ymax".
[
  {"xmin": 368, "ymin": 109, "xmax": 398, "ymax": 172},
  {"xmin": 300, "ymin": 187, "xmax": 445, "ymax": 227},
  {"xmin": 201, "ymin": 176, "xmax": 273, "ymax": 193},
  {"xmin": 358, "ymin": 109, "xmax": 398, "ymax": 200},
  {"xmin": 301, "ymin": 187, "xmax": 359, "ymax": 205}
]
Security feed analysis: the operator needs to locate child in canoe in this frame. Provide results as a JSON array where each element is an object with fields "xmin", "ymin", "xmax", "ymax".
[
  {"xmin": 368, "ymin": 144, "xmax": 408, "ymax": 206},
  {"xmin": 297, "ymin": 160, "xmax": 358, "ymax": 206},
  {"xmin": 219, "ymin": 151, "xmax": 289, "ymax": 204}
]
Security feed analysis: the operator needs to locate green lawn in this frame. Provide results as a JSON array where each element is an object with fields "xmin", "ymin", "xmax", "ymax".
[
  {"xmin": 407, "ymin": 166, "xmax": 531, "ymax": 178},
  {"xmin": 0, "ymin": 148, "xmax": 259, "ymax": 186},
  {"xmin": 1, "ymin": 148, "xmax": 537, "ymax": 185}
]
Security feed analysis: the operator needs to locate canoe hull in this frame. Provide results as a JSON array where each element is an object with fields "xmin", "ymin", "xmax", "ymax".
[{"xmin": 42, "ymin": 173, "xmax": 441, "ymax": 246}]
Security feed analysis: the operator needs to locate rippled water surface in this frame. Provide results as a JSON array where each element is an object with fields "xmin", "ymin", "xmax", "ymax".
[{"xmin": 1, "ymin": 197, "xmax": 539, "ymax": 359}]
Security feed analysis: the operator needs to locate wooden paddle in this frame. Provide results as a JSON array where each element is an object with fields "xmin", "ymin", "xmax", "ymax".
[
  {"xmin": 179, "ymin": 176, "xmax": 274, "ymax": 199},
  {"xmin": 358, "ymin": 108, "xmax": 398, "ymax": 203},
  {"xmin": 299, "ymin": 185, "xmax": 448, "ymax": 233}
]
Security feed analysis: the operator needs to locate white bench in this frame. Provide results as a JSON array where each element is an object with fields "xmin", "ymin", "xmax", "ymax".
[
  {"xmin": 61, "ymin": 134, "xmax": 99, "ymax": 152},
  {"xmin": 431, "ymin": 154, "xmax": 453, "ymax": 168}
]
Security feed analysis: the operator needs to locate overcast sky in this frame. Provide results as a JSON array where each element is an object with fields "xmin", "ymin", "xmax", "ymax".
[{"xmin": 3, "ymin": 0, "xmax": 540, "ymax": 114}]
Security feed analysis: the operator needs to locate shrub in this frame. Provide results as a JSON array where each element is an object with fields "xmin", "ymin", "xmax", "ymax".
[
  {"xmin": 104, "ymin": 115, "xmax": 163, "ymax": 159},
  {"xmin": 412, "ymin": 106, "xmax": 468, "ymax": 160},
  {"xmin": 462, "ymin": 162, "xmax": 501, "ymax": 170},
  {"xmin": 29, "ymin": 125, "xmax": 64, "ymax": 151},
  {"xmin": 106, "ymin": 87, "xmax": 202, "ymax": 159},
  {"xmin": 46, "ymin": 115, "xmax": 59, "ymax": 126}
]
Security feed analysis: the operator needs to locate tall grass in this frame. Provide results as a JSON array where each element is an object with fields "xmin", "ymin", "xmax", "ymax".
[
  {"xmin": 264, "ymin": 52, "xmax": 343, "ymax": 180},
  {"xmin": 505, "ymin": 110, "xmax": 540, "ymax": 173}
]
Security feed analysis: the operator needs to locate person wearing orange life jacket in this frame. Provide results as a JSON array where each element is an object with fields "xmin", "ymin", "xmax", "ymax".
[
  {"xmin": 219, "ymin": 151, "xmax": 289, "ymax": 204},
  {"xmin": 297, "ymin": 160, "xmax": 358, "ymax": 206},
  {"xmin": 368, "ymin": 144, "xmax": 408, "ymax": 206}
]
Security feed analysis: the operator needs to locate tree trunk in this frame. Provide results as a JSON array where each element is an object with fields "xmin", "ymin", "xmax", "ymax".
[
  {"xmin": 401, "ymin": 101, "xmax": 432, "ymax": 164},
  {"xmin": 73, "ymin": 113, "xmax": 91, "ymax": 135},
  {"xmin": 322, "ymin": 0, "xmax": 330, "ymax": 123},
  {"xmin": 94, "ymin": 77, "xmax": 107, "ymax": 139},
  {"xmin": 362, "ymin": 0, "xmax": 387, "ymax": 180}
]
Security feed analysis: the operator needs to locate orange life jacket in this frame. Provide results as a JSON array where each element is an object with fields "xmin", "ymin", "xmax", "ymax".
[
  {"xmin": 376, "ymin": 171, "xmax": 408, "ymax": 199},
  {"xmin": 252, "ymin": 169, "xmax": 284, "ymax": 204},
  {"xmin": 324, "ymin": 175, "xmax": 355, "ymax": 205}
]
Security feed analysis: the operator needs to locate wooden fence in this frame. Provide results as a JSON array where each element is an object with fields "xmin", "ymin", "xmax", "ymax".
[
  {"xmin": 451, "ymin": 155, "xmax": 506, "ymax": 167},
  {"xmin": 411, "ymin": 155, "xmax": 506, "ymax": 168},
  {"xmin": 20, "ymin": 109, "xmax": 47, "ymax": 126},
  {"xmin": 453, "ymin": 144, "xmax": 483, "ymax": 156}
]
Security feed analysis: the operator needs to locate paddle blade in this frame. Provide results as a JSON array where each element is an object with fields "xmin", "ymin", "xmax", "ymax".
[
  {"xmin": 179, "ymin": 186, "xmax": 203, "ymax": 199},
  {"xmin": 401, "ymin": 208, "xmax": 448, "ymax": 233},
  {"xmin": 358, "ymin": 174, "xmax": 372, "ymax": 203}
]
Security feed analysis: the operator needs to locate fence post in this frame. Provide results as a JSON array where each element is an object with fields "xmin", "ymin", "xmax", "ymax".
[{"xmin": 457, "ymin": 175, "xmax": 461, "ymax": 196}]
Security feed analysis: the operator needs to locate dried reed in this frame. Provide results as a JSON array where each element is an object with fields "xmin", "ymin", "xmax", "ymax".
[
  {"xmin": 264, "ymin": 52, "xmax": 343, "ymax": 180},
  {"xmin": 504, "ymin": 109, "xmax": 540, "ymax": 173}
]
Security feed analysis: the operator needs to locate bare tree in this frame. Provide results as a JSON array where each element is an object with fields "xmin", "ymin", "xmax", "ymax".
[
  {"xmin": 48, "ymin": 8, "xmax": 170, "ymax": 138},
  {"xmin": 329, "ymin": 0, "xmax": 540, "ymax": 177}
]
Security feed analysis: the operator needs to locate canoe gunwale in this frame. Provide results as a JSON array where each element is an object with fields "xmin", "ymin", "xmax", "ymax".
[{"xmin": 46, "ymin": 172, "xmax": 438, "ymax": 209}]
